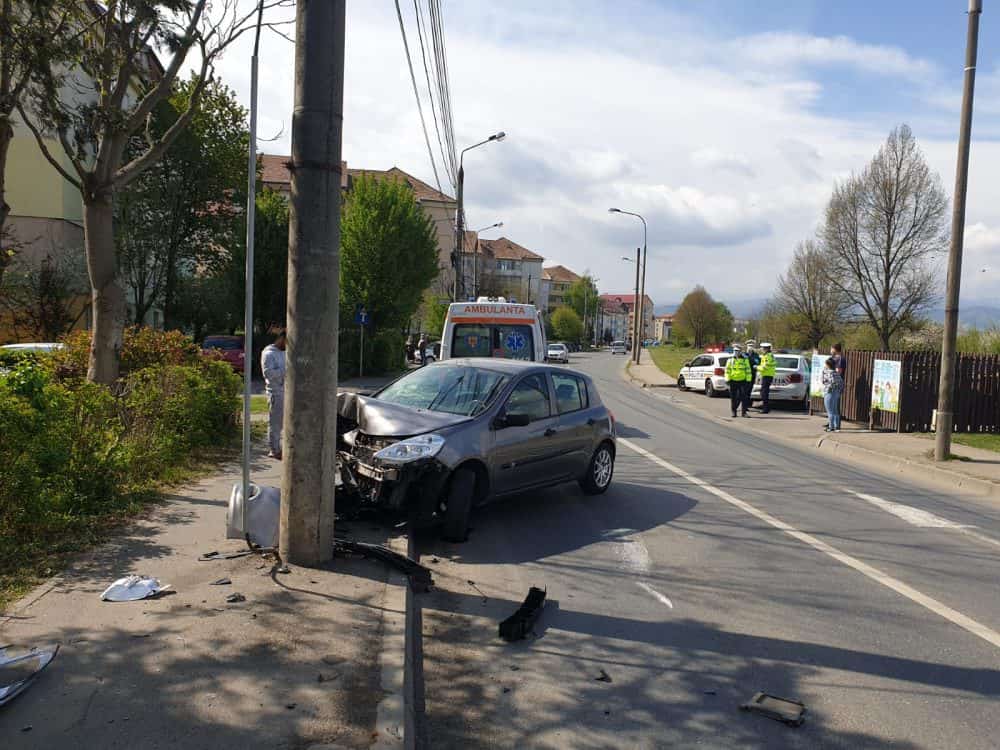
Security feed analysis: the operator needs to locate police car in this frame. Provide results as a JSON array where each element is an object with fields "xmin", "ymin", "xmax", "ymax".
[{"xmin": 438, "ymin": 297, "xmax": 548, "ymax": 362}]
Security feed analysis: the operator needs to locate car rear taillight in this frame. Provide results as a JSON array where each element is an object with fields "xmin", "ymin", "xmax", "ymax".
[
  {"xmin": 714, "ymin": 367, "xmax": 725, "ymax": 377},
  {"xmin": 789, "ymin": 373, "xmax": 803, "ymax": 383}
]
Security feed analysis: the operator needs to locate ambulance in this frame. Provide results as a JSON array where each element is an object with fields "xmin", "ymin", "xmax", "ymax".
[{"xmin": 439, "ymin": 297, "xmax": 547, "ymax": 362}]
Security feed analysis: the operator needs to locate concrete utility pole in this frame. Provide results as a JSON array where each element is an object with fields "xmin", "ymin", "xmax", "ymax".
[
  {"xmin": 281, "ymin": 0, "xmax": 346, "ymax": 565},
  {"xmin": 936, "ymin": 0, "xmax": 982, "ymax": 462}
]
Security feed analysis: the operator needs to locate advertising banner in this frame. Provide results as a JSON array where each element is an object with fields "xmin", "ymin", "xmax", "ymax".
[
  {"xmin": 871, "ymin": 359, "xmax": 902, "ymax": 414},
  {"xmin": 810, "ymin": 354, "xmax": 826, "ymax": 398}
]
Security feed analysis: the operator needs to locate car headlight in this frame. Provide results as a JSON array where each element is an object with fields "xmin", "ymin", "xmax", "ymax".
[
  {"xmin": 342, "ymin": 429, "xmax": 358, "ymax": 447},
  {"xmin": 374, "ymin": 434, "xmax": 445, "ymax": 463}
]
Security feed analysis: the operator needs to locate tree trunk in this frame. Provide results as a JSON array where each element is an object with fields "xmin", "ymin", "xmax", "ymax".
[
  {"xmin": 83, "ymin": 194, "xmax": 126, "ymax": 384},
  {"xmin": 0, "ymin": 115, "xmax": 14, "ymax": 287}
]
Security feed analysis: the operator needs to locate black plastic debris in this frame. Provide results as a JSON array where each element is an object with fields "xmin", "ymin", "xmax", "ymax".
[
  {"xmin": 595, "ymin": 669, "xmax": 613, "ymax": 683},
  {"xmin": 225, "ymin": 593, "xmax": 246, "ymax": 603},
  {"xmin": 210, "ymin": 578, "xmax": 232, "ymax": 586},
  {"xmin": 199, "ymin": 549, "xmax": 253, "ymax": 562},
  {"xmin": 499, "ymin": 587, "xmax": 546, "ymax": 642},
  {"xmin": 333, "ymin": 539, "xmax": 433, "ymax": 592},
  {"xmin": 740, "ymin": 692, "xmax": 807, "ymax": 727},
  {"xmin": 0, "ymin": 645, "xmax": 59, "ymax": 707}
]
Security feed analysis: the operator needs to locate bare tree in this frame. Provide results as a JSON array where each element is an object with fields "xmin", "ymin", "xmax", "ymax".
[
  {"xmin": 0, "ymin": 245, "xmax": 88, "ymax": 341},
  {"xmin": 822, "ymin": 125, "xmax": 948, "ymax": 350},
  {"xmin": 18, "ymin": 0, "xmax": 291, "ymax": 383},
  {"xmin": 674, "ymin": 285, "xmax": 720, "ymax": 348},
  {"xmin": 773, "ymin": 239, "xmax": 849, "ymax": 349}
]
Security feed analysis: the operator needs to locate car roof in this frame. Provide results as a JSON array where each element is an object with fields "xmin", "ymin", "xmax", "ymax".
[{"xmin": 441, "ymin": 357, "xmax": 585, "ymax": 377}]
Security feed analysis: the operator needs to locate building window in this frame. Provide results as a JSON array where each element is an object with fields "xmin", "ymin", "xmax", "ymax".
[{"xmin": 497, "ymin": 260, "xmax": 519, "ymax": 272}]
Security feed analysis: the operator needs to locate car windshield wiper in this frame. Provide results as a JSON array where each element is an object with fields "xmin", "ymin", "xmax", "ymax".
[
  {"xmin": 427, "ymin": 375, "xmax": 464, "ymax": 412},
  {"xmin": 471, "ymin": 377, "xmax": 506, "ymax": 416}
]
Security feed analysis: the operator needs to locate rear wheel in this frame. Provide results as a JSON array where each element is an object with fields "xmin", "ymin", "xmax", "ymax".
[
  {"xmin": 705, "ymin": 379, "xmax": 716, "ymax": 398},
  {"xmin": 442, "ymin": 467, "xmax": 476, "ymax": 542},
  {"xmin": 580, "ymin": 442, "xmax": 615, "ymax": 495}
]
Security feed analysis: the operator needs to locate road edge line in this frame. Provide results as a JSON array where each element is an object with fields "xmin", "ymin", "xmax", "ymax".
[{"xmin": 618, "ymin": 437, "xmax": 1000, "ymax": 651}]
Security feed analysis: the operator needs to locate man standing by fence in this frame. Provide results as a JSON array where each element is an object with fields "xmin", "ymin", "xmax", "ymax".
[{"xmin": 261, "ymin": 328, "xmax": 287, "ymax": 460}]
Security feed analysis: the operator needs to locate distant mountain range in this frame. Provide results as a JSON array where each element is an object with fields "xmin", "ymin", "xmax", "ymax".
[{"xmin": 654, "ymin": 300, "xmax": 1000, "ymax": 327}]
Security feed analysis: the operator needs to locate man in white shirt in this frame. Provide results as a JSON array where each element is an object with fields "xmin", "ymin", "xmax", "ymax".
[{"xmin": 261, "ymin": 328, "xmax": 287, "ymax": 459}]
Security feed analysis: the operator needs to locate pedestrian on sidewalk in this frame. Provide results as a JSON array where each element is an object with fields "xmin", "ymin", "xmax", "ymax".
[
  {"xmin": 759, "ymin": 342, "xmax": 776, "ymax": 413},
  {"xmin": 418, "ymin": 334, "xmax": 428, "ymax": 366},
  {"xmin": 725, "ymin": 343, "xmax": 752, "ymax": 418},
  {"xmin": 830, "ymin": 342, "xmax": 847, "ymax": 379},
  {"xmin": 405, "ymin": 336, "xmax": 415, "ymax": 363},
  {"xmin": 822, "ymin": 356, "xmax": 844, "ymax": 432},
  {"xmin": 261, "ymin": 327, "xmax": 287, "ymax": 459}
]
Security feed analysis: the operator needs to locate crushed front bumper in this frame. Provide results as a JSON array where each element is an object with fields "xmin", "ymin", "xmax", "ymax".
[{"xmin": 336, "ymin": 436, "xmax": 450, "ymax": 526}]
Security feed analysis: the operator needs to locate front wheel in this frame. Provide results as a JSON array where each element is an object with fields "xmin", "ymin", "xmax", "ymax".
[
  {"xmin": 442, "ymin": 467, "xmax": 475, "ymax": 542},
  {"xmin": 677, "ymin": 376, "xmax": 686, "ymax": 391},
  {"xmin": 580, "ymin": 442, "xmax": 615, "ymax": 495}
]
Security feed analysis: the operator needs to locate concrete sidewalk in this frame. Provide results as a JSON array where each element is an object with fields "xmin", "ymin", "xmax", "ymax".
[
  {"xmin": 625, "ymin": 357, "xmax": 1000, "ymax": 500},
  {"xmin": 624, "ymin": 349, "xmax": 675, "ymax": 388},
  {"xmin": 0, "ymin": 453, "xmax": 406, "ymax": 749}
]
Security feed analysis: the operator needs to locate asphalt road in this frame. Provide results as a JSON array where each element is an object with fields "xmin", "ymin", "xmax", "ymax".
[{"xmin": 417, "ymin": 352, "xmax": 1000, "ymax": 749}]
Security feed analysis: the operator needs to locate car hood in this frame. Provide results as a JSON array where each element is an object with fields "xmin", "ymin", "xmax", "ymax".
[{"xmin": 337, "ymin": 392, "xmax": 472, "ymax": 437}]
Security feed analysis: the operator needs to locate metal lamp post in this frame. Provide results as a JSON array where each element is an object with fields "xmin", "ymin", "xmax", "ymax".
[
  {"xmin": 610, "ymin": 205, "xmax": 648, "ymax": 363},
  {"xmin": 453, "ymin": 132, "xmax": 506, "ymax": 301},
  {"xmin": 471, "ymin": 221, "xmax": 503, "ymax": 298}
]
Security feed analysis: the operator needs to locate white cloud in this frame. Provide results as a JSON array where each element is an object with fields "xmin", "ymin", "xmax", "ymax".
[
  {"xmin": 733, "ymin": 32, "xmax": 937, "ymax": 80},
  {"xmin": 205, "ymin": 2, "xmax": 1000, "ymax": 307}
]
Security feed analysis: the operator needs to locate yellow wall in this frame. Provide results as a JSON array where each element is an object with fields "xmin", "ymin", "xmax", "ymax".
[{"xmin": 6, "ymin": 128, "xmax": 84, "ymax": 223}]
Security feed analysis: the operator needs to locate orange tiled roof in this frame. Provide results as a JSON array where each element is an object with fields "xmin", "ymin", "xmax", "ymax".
[{"xmin": 479, "ymin": 237, "xmax": 544, "ymax": 262}]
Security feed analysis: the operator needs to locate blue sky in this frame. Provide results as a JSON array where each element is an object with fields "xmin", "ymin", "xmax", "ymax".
[{"xmin": 217, "ymin": 1, "xmax": 1000, "ymax": 309}]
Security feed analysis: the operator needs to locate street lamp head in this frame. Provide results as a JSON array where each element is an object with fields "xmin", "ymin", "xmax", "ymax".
[
  {"xmin": 495, "ymin": 221, "xmax": 504, "ymax": 228},
  {"xmin": 490, "ymin": 131, "xmax": 506, "ymax": 142},
  {"xmin": 608, "ymin": 208, "xmax": 621, "ymax": 214},
  {"xmin": 621, "ymin": 256, "xmax": 632, "ymax": 262}
]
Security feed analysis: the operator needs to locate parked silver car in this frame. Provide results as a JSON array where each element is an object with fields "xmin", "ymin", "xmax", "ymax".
[
  {"xmin": 546, "ymin": 342, "xmax": 570, "ymax": 363},
  {"xmin": 337, "ymin": 359, "xmax": 617, "ymax": 541},
  {"xmin": 750, "ymin": 353, "xmax": 811, "ymax": 406}
]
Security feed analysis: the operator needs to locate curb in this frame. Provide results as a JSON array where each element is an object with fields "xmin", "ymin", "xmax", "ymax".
[
  {"xmin": 627, "ymin": 368, "xmax": 1000, "ymax": 502},
  {"xmin": 373, "ymin": 534, "xmax": 416, "ymax": 748}
]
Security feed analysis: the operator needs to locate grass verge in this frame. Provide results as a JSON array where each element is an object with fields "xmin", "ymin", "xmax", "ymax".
[{"xmin": 648, "ymin": 346, "xmax": 701, "ymax": 379}]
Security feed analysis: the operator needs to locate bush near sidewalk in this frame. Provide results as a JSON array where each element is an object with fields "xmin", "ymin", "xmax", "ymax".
[{"xmin": 0, "ymin": 328, "xmax": 241, "ymax": 609}]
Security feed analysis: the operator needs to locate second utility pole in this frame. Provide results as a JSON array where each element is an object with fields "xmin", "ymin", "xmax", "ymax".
[
  {"xmin": 281, "ymin": 0, "xmax": 346, "ymax": 565},
  {"xmin": 936, "ymin": 0, "xmax": 982, "ymax": 462}
]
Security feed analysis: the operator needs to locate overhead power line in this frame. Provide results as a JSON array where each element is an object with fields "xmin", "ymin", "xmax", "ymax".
[
  {"xmin": 413, "ymin": 0, "xmax": 453, "ymax": 190},
  {"xmin": 394, "ymin": 0, "xmax": 443, "ymax": 193}
]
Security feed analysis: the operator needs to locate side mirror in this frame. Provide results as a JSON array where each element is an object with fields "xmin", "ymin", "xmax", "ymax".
[{"xmin": 495, "ymin": 412, "xmax": 531, "ymax": 429}]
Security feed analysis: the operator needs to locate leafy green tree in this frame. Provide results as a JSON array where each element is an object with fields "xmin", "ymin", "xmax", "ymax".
[
  {"xmin": 674, "ymin": 286, "xmax": 720, "ymax": 348},
  {"xmin": 551, "ymin": 306, "xmax": 584, "ymax": 342},
  {"xmin": 563, "ymin": 274, "xmax": 599, "ymax": 338},
  {"xmin": 421, "ymin": 292, "xmax": 449, "ymax": 338},
  {"xmin": 19, "ymin": 1, "xmax": 286, "ymax": 383},
  {"xmin": 712, "ymin": 302, "xmax": 735, "ymax": 342},
  {"xmin": 340, "ymin": 175, "xmax": 438, "ymax": 333},
  {"xmin": 117, "ymin": 76, "xmax": 248, "ymax": 327}
]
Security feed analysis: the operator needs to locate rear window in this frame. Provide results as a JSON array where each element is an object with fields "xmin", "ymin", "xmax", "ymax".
[
  {"xmin": 718, "ymin": 356, "xmax": 730, "ymax": 366},
  {"xmin": 775, "ymin": 356, "xmax": 800, "ymax": 369},
  {"xmin": 452, "ymin": 324, "xmax": 535, "ymax": 361},
  {"xmin": 204, "ymin": 337, "xmax": 241, "ymax": 350},
  {"xmin": 552, "ymin": 373, "xmax": 588, "ymax": 414}
]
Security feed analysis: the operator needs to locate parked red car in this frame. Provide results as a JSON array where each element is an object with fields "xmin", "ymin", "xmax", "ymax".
[{"xmin": 202, "ymin": 335, "xmax": 245, "ymax": 373}]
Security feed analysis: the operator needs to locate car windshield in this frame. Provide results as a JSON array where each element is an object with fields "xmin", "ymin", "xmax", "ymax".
[
  {"xmin": 775, "ymin": 356, "xmax": 800, "ymax": 369},
  {"xmin": 376, "ymin": 366, "xmax": 510, "ymax": 416},
  {"xmin": 204, "ymin": 337, "xmax": 241, "ymax": 350}
]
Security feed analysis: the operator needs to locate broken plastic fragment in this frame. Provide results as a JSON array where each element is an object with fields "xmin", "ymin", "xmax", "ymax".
[
  {"xmin": 0, "ymin": 645, "xmax": 59, "ymax": 707},
  {"xmin": 499, "ymin": 587, "xmax": 546, "ymax": 642},
  {"xmin": 226, "ymin": 593, "xmax": 246, "ymax": 603},
  {"xmin": 100, "ymin": 576, "xmax": 171, "ymax": 602},
  {"xmin": 210, "ymin": 578, "xmax": 232, "ymax": 586},
  {"xmin": 595, "ymin": 669, "xmax": 613, "ymax": 683},
  {"xmin": 740, "ymin": 692, "xmax": 807, "ymax": 727}
]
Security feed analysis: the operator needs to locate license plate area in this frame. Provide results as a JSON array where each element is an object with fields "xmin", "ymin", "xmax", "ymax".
[{"xmin": 355, "ymin": 462, "xmax": 399, "ymax": 482}]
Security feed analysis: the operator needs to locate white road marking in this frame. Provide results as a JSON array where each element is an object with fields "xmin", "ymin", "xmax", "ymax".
[
  {"xmin": 637, "ymin": 581, "xmax": 674, "ymax": 609},
  {"xmin": 850, "ymin": 491, "xmax": 974, "ymax": 529},
  {"xmin": 618, "ymin": 437, "xmax": 1000, "ymax": 651},
  {"xmin": 850, "ymin": 491, "xmax": 1000, "ymax": 551}
]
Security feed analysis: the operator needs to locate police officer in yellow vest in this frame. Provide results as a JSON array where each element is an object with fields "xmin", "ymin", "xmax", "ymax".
[
  {"xmin": 725, "ymin": 343, "xmax": 753, "ymax": 418},
  {"xmin": 758, "ymin": 342, "xmax": 776, "ymax": 414}
]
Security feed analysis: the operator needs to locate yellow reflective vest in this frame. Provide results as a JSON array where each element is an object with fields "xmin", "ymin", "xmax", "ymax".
[
  {"xmin": 760, "ymin": 352, "xmax": 776, "ymax": 378},
  {"xmin": 725, "ymin": 354, "xmax": 752, "ymax": 382}
]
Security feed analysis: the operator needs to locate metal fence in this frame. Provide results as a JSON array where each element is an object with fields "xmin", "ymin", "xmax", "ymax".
[{"xmin": 809, "ymin": 350, "xmax": 1000, "ymax": 433}]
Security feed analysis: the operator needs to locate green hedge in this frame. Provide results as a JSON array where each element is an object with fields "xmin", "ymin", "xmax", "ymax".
[
  {"xmin": 338, "ymin": 328, "xmax": 405, "ymax": 379},
  {"xmin": 0, "ymin": 334, "xmax": 241, "ymax": 605}
]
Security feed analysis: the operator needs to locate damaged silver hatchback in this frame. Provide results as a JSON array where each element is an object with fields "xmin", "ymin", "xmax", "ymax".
[{"xmin": 337, "ymin": 359, "xmax": 616, "ymax": 541}]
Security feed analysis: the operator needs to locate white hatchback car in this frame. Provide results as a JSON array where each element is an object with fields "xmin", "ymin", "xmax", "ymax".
[
  {"xmin": 751, "ymin": 353, "xmax": 811, "ymax": 407},
  {"xmin": 546, "ymin": 342, "xmax": 569, "ymax": 363},
  {"xmin": 677, "ymin": 352, "xmax": 731, "ymax": 397},
  {"xmin": 609, "ymin": 341, "xmax": 627, "ymax": 355}
]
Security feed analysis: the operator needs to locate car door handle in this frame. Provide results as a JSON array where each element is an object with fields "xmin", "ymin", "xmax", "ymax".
[
  {"xmin": 587, "ymin": 418, "xmax": 596, "ymax": 426},
  {"xmin": 544, "ymin": 428, "xmax": 557, "ymax": 437}
]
